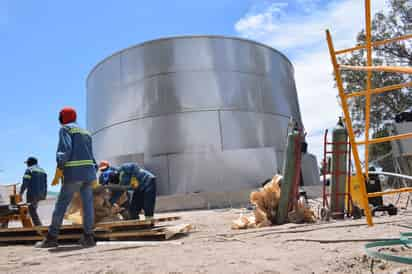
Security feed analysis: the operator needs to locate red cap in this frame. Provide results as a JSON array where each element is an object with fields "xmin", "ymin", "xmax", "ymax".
[{"xmin": 59, "ymin": 107, "xmax": 77, "ymax": 124}]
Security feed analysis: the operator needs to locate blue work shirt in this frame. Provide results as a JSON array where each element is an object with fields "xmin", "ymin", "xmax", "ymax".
[
  {"xmin": 99, "ymin": 167, "xmax": 119, "ymax": 185},
  {"xmin": 118, "ymin": 163, "xmax": 155, "ymax": 191},
  {"xmin": 20, "ymin": 165, "xmax": 47, "ymax": 202},
  {"xmin": 56, "ymin": 123, "xmax": 97, "ymax": 183}
]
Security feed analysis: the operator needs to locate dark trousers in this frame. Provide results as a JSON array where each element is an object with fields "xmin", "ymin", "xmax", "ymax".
[
  {"xmin": 28, "ymin": 199, "xmax": 42, "ymax": 226},
  {"xmin": 129, "ymin": 179, "xmax": 156, "ymax": 219}
]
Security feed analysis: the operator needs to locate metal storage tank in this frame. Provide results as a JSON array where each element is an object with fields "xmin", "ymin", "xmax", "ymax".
[{"xmin": 87, "ymin": 35, "xmax": 303, "ymax": 197}]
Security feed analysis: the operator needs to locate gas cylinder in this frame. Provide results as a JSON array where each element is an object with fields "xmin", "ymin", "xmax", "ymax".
[
  {"xmin": 330, "ymin": 117, "xmax": 348, "ymax": 219},
  {"xmin": 276, "ymin": 128, "xmax": 301, "ymax": 225}
]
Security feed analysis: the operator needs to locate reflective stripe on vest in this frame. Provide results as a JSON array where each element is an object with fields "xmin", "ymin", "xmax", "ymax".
[
  {"xmin": 65, "ymin": 127, "xmax": 91, "ymax": 136},
  {"xmin": 31, "ymin": 168, "xmax": 46, "ymax": 174},
  {"xmin": 64, "ymin": 160, "xmax": 94, "ymax": 167},
  {"xmin": 119, "ymin": 171, "xmax": 124, "ymax": 183},
  {"xmin": 23, "ymin": 175, "xmax": 31, "ymax": 179}
]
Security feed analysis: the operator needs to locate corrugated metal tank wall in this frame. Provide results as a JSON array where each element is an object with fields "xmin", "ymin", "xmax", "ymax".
[{"xmin": 87, "ymin": 36, "xmax": 303, "ymax": 195}]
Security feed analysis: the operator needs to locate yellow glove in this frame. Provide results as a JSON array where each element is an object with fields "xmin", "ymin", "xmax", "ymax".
[
  {"xmin": 130, "ymin": 177, "xmax": 139, "ymax": 189},
  {"xmin": 92, "ymin": 180, "xmax": 101, "ymax": 190},
  {"xmin": 51, "ymin": 168, "xmax": 63, "ymax": 186}
]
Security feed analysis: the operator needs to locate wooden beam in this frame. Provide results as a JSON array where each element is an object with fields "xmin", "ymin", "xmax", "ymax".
[{"xmin": 96, "ymin": 216, "xmax": 181, "ymax": 229}]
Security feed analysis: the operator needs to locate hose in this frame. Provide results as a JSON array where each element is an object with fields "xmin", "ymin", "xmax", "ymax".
[{"xmin": 365, "ymin": 232, "xmax": 412, "ymax": 264}]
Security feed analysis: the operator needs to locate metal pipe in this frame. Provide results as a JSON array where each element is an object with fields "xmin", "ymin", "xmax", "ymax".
[{"xmin": 368, "ymin": 171, "xmax": 412, "ymax": 181}]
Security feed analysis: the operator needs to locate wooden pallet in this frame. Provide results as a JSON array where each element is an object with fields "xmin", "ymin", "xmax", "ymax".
[
  {"xmin": 0, "ymin": 216, "xmax": 180, "ymax": 233},
  {"xmin": 0, "ymin": 224, "xmax": 193, "ymax": 243},
  {"xmin": 0, "ymin": 216, "xmax": 188, "ymax": 243}
]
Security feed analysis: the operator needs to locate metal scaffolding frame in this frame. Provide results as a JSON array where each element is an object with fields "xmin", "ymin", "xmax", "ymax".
[{"xmin": 325, "ymin": 0, "xmax": 412, "ymax": 226}]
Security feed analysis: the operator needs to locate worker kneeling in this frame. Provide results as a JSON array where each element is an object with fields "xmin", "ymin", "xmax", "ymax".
[{"xmin": 100, "ymin": 161, "xmax": 156, "ymax": 220}]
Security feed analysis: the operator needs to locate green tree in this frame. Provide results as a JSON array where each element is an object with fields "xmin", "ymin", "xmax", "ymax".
[
  {"xmin": 339, "ymin": 0, "xmax": 412, "ymax": 134},
  {"xmin": 337, "ymin": 0, "xmax": 412, "ymax": 169}
]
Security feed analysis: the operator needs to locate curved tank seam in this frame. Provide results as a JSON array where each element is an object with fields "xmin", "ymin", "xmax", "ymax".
[
  {"xmin": 89, "ymin": 109, "xmax": 292, "ymax": 136},
  {"xmin": 101, "ymin": 148, "xmax": 286, "ymax": 158},
  {"xmin": 148, "ymin": 148, "xmax": 286, "ymax": 157},
  {"xmin": 87, "ymin": 67, "xmax": 294, "ymax": 90}
]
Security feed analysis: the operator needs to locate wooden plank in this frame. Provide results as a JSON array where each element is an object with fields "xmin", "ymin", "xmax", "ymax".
[
  {"xmin": 0, "ymin": 216, "xmax": 183, "ymax": 243},
  {"xmin": 96, "ymin": 230, "xmax": 166, "ymax": 239},
  {"xmin": 0, "ymin": 230, "xmax": 164, "ymax": 242},
  {"xmin": 96, "ymin": 224, "xmax": 193, "ymax": 240},
  {"xmin": 96, "ymin": 219, "xmax": 152, "ymax": 228},
  {"xmin": 0, "ymin": 223, "xmax": 192, "ymax": 243},
  {"xmin": 0, "ymin": 224, "xmax": 83, "ymax": 233},
  {"xmin": 0, "ymin": 234, "xmax": 82, "ymax": 242},
  {"xmin": 0, "ymin": 216, "xmax": 180, "ymax": 234},
  {"xmin": 95, "ymin": 216, "xmax": 181, "ymax": 229},
  {"xmin": 164, "ymin": 224, "xmax": 193, "ymax": 240}
]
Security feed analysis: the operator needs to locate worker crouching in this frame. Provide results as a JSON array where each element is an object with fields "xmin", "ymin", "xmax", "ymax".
[
  {"xmin": 98, "ymin": 161, "xmax": 124, "ymax": 205},
  {"xmin": 35, "ymin": 107, "xmax": 97, "ymax": 248},
  {"xmin": 99, "ymin": 161, "xmax": 157, "ymax": 220}
]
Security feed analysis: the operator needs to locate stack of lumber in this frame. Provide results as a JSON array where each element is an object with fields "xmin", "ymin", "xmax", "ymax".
[{"xmin": 0, "ymin": 216, "xmax": 193, "ymax": 244}]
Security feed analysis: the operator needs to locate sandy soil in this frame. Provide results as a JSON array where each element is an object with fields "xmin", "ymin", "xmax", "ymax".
[{"xmin": 1, "ymin": 198, "xmax": 412, "ymax": 273}]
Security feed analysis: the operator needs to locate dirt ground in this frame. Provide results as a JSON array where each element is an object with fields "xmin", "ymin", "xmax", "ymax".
[{"xmin": 1, "ymin": 198, "xmax": 412, "ymax": 274}]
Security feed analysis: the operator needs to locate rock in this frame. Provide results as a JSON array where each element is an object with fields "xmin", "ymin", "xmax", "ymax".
[
  {"xmin": 390, "ymin": 247, "xmax": 399, "ymax": 253},
  {"xmin": 377, "ymin": 262, "xmax": 387, "ymax": 270}
]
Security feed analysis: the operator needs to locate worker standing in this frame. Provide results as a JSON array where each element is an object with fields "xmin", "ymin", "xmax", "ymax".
[
  {"xmin": 20, "ymin": 156, "xmax": 47, "ymax": 226},
  {"xmin": 118, "ymin": 162, "xmax": 157, "ymax": 220},
  {"xmin": 35, "ymin": 107, "xmax": 97, "ymax": 248}
]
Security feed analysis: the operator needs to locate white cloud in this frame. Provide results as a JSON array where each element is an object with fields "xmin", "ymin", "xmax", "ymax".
[
  {"xmin": 236, "ymin": 0, "xmax": 386, "ymax": 51},
  {"xmin": 235, "ymin": 2, "xmax": 288, "ymax": 38},
  {"xmin": 235, "ymin": 0, "xmax": 387, "ymax": 162}
]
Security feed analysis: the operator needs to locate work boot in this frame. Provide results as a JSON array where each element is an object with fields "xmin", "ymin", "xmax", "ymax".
[
  {"xmin": 78, "ymin": 233, "xmax": 96, "ymax": 248},
  {"xmin": 34, "ymin": 234, "xmax": 58, "ymax": 248}
]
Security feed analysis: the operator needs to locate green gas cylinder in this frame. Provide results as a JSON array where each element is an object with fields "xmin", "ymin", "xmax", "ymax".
[
  {"xmin": 276, "ymin": 128, "xmax": 301, "ymax": 225},
  {"xmin": 330, "ymin": 117, "xmax": 348, "ymax": 219}
]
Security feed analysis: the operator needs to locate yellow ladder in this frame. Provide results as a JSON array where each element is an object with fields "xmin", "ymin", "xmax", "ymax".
[{"xmin": 325, "ymin": 0, "xmax": 412, "ymax": 226}]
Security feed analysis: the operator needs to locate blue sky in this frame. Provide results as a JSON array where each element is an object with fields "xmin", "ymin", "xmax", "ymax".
[{"xmin": 0, "ymin": 0, "xmax": 386, "ymax": 190}]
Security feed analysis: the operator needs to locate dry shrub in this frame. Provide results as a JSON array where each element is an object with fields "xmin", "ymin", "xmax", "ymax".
[
  {"xmin": 232, "ymin": 174, "xmax": 316, "ymax": 229},
  {"xmin": 288, "ymin": 199, "xmax": 316, "ymax": 224},
  {"xmin": 232, "ymin": 175, "xmax": 281, "ymax": 229},
  {"xmin": 252, "ymin": 175, "xmax": 282, "ymax": 225}
]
